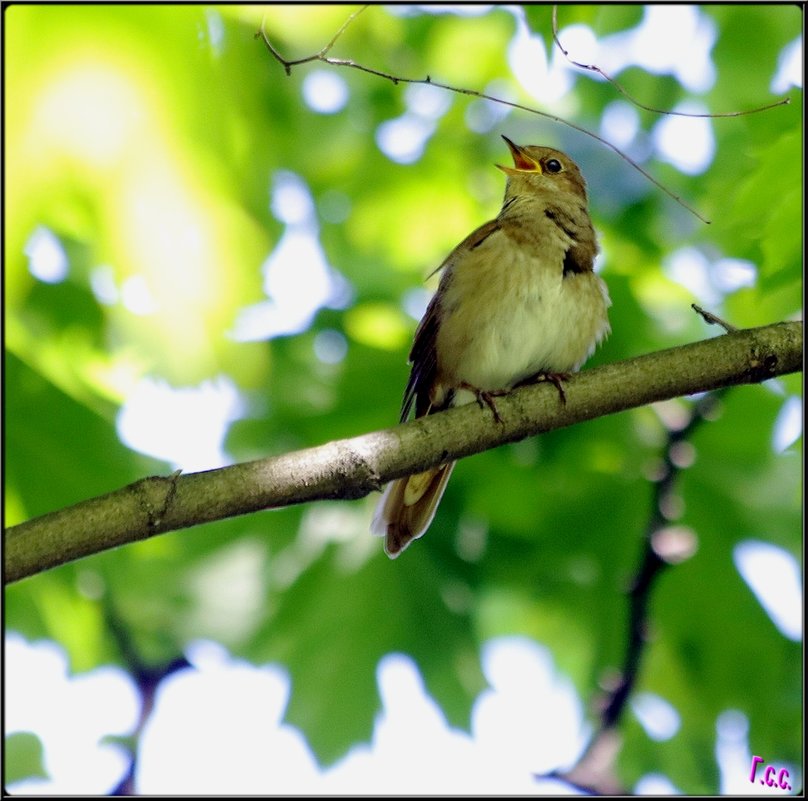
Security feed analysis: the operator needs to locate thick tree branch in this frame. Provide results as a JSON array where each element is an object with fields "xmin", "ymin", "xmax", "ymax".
[{"xmin": 4, "ymin": 321, "xmax": 802, "ymax": 584}]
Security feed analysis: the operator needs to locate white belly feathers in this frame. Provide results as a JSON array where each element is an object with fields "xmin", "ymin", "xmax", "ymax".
[{"xmin": 435, "ymin": 240, "xmax": 610, "ymax": 398}]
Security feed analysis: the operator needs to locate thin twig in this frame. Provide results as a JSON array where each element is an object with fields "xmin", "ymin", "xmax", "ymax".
[
  {"xmin": 692, "ymin": 303, "xmax": 739, "ymax": 333},
  {"xmin": 321, "ymin": 5, "xmax": 369, "ymax": 55},
  {"xmin": 256, "ymin": 9, "xmax": 713, "ymax": 223},
  {"xmin": 551, "ymin": 5, "xmax": 790, "ymax": 119}
]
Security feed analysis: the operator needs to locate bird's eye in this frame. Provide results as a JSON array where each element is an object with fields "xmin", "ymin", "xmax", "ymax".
[{"xmin": 545, "ymin": 158, "xmax": 563, "ymax": 174}]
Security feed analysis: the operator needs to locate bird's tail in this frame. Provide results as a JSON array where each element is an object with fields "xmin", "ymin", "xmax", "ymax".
[{"xmin": 371, "ymin": 462, "xmax": 455, "ymax": 558}]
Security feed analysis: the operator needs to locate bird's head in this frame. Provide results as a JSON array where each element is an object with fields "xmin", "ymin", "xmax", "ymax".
[{"xmin": 497, "ymin": 135, "xmax": 588, "ymax": 203}]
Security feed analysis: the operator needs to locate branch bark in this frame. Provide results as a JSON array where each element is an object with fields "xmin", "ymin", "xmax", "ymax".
[{"xmin": 4, "ymin": 321, "xmax": 802, "ymax": 584}]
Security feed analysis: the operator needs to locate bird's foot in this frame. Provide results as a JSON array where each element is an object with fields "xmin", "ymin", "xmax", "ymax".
[
  {"xmin": 459, "ymin": 382, "xmax": 509, "ymax": 424},
  {"xmin": 517, "ymin": 371, "xmax": 571, "ymax": 405}
]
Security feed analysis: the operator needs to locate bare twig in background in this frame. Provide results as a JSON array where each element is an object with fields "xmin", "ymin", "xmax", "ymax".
[
  {"xmin": 257, "ymin": 6, "xmax": 369, "ymax": 75},
  {"xmin": 256, "ymin": 8, "xmax": 715, "ymax": 223},
  {"xmin": 551, "ymin": 5, "xmax": 790, "ymax": 118}
]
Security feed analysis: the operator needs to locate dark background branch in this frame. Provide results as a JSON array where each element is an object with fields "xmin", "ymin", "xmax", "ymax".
[{"xmin": 545, "ymin": 391, "xmax": 727, "ymax": 794}]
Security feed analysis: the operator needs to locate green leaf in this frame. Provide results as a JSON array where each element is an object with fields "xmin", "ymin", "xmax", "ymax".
[
  {"xmin": 4, "ymin": 731, "xmax": 48, "ymax": 785},
  {"xmin": 250, "ymin": 540, "xmax": 484, "ymax": 764}
]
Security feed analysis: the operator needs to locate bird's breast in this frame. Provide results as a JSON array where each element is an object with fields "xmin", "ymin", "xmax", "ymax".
[{"xmin": 435, "ymin": 240, "xmax": 610, "ymax": 395}]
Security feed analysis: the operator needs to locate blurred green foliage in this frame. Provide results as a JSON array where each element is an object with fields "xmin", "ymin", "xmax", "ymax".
[
  {"xmin": 4, "ymin": 732, "xmax": 48, "ymax": 785},
  {"xmin": 4, "ymin": 4, "xmax": 802, "ymax": 792}
]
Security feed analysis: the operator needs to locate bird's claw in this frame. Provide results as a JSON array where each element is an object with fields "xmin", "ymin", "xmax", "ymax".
[
  {"xmin": 459, "ymin": 382, "xmax": 508, "ymax": 424},
  {"xmin": 514, "ymin": 371, "xmax": 571, "ymax": 404},
  {"xmin": 531, "ymin": 371, "xmax": 570, "ymax": 405}
]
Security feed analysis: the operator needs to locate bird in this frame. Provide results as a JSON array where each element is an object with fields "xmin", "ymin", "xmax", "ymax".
[{"xmin": 371, "ymin": 135, "xmax": 611, "ymax": 558}]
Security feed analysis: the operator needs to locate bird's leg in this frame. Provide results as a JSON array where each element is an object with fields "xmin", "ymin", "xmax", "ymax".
[
  {"xmin": 516, "ymin": 371, "xmax": 571, "ymax": 405},
  {"xmin": 458, "ymin": 381, "xmax": 509, "ymax": 424}
]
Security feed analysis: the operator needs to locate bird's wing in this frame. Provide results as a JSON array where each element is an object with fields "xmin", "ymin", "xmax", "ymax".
[
  {"xmin": 401, "ymin": 292, "xmax": 439, "ymax": 421},
  {"xmin": 401, "ymin": 219, "xmax": 501, "ymax": 422},
  {"xmin": 425, "ymin": 218, "xmax": 503, "ymax": 280}
]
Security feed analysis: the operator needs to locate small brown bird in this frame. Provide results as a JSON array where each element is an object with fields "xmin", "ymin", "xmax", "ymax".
[{"xmin": 372, "ymin": 135, "xmax": 611, "ymax": 558}]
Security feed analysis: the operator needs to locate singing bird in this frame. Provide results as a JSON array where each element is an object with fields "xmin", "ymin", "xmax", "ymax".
[{"xmin": 372, "ymin": 135, "xmax": 611, "ymax": 558}]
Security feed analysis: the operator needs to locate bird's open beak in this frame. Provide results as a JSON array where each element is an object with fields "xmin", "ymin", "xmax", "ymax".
[{"xmin": 497, "ymin": 135, "xmax": 542, "ymax": 176}]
